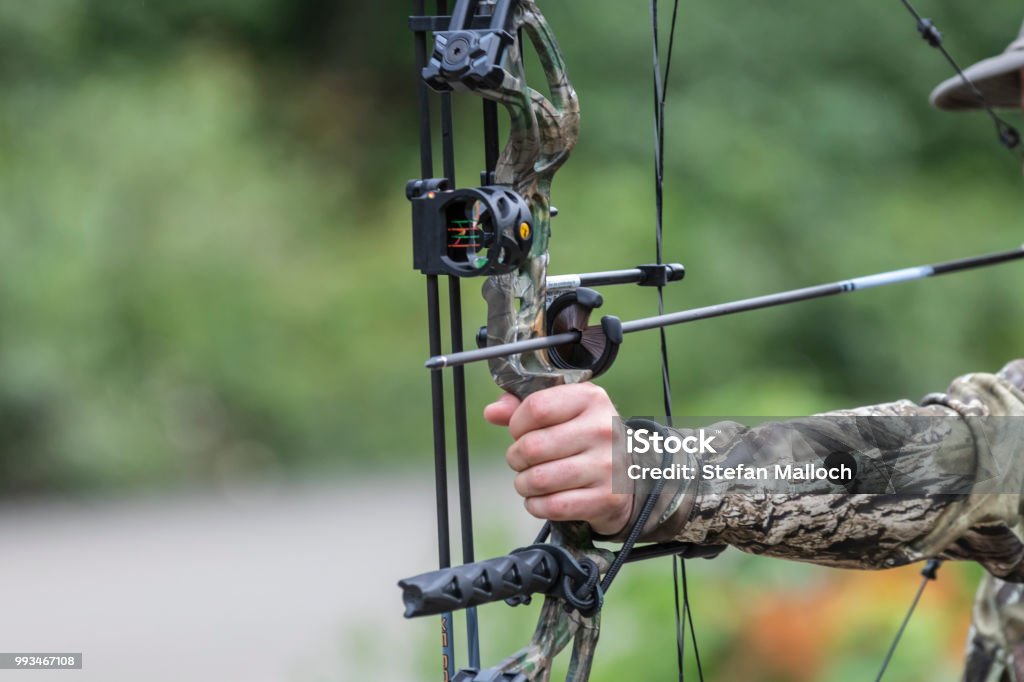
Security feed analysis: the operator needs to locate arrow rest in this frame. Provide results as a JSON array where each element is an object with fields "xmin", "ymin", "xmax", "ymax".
[
  {"xmin": 474, "ymin": 287, "xmax": 623, "ymax": 378},
  {"xmin": 544, "ymin": 288, "xmax": 621, "ymax": 377}
]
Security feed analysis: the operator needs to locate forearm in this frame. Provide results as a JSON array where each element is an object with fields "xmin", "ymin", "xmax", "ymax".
[{"xmin": 622, "ymin": 360, "xmax": 1024, "ymax": 576}]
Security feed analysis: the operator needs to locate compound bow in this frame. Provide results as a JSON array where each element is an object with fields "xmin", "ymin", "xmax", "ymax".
[{"xmin": 400, "ymin": 1, "xmax": 1024, "ymax": 681}]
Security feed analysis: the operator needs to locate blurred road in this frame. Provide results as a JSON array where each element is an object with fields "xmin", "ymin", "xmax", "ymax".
[{"xmin": 0, "ymin": 471, "xmax": 524, "ymax": 681}]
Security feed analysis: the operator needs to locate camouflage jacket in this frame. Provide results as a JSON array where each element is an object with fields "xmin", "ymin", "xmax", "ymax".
[{"xmin": 616, "ymin": 360, "xmax": 1024, "ymax": 681}]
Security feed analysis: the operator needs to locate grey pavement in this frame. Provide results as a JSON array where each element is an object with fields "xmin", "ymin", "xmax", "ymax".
[{"xmin": 0, "ymin": 470, "xmax": 526, "ymax": 681}]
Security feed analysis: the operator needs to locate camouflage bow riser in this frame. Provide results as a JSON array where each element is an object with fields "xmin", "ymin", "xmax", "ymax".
[
  {"xmin": 474, "ymin": 4, "xmax": 612, "ymax": 681},
  {"xmin": 481, "ymin": 2, "xmax": 586, "ymax": 397}
]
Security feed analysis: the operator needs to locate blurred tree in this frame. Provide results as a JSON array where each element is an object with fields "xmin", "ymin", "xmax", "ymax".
[{"xmin": 0, "ymin": 0, "xmax": 1018, "ymax": 492}]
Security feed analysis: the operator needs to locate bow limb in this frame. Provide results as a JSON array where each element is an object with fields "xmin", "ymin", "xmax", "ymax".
[{"xmin": 484, "ymin": 545, "xmax": 611, "ymax": 682}]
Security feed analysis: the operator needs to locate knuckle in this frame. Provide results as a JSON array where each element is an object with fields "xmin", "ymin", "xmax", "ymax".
[
  {"xmin": 528, "ymin": 463, "xmax": 553, "ymax": 492},
  {"xmin": 517, "ymin": 434, "xmax": 547, "ymax": 465},
  {"xmin": 505, "ymin": 445, "xmax": 520, "ymax": 470},
  {"xmin": 524, "ymin": 497, "xmax": 546, "ymax": 520},
  {"xmin": 546, "ymin": 495, "xmax": 573, "ymax": 520},
  {"xmin": 557, "ymin": 457, "xmax": 580, "ymax": 483},
  {"xmin": 582, "ymin": 382, "xmax": 606, "ymax": 400},
  {"xmin": 592, "ymin": 418, "xmax": 615, "ymax": 442},
  {"xmin": 522, "ymin": 391, "xmax": 553, "ymax": 422}
]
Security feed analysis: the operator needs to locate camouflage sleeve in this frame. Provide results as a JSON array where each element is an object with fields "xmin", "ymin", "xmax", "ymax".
[
  {"xmin": 607, "ymin": 359, "xmax": 1024, "ymax": 682},
  {"xmin": 617, "ymin": 359, "xmax": 1024, "ymax": 579}
]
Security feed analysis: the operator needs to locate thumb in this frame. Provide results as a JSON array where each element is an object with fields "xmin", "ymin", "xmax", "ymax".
[{"xmin": 483, "ymin": 392, "xmax": 520, "ymax": 426}]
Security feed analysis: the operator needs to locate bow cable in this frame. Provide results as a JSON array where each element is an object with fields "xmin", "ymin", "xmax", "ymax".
[
  {"xmin": 899, "ymin": 0, "xmax": 1022, "ymax": 157},
  {"xmin": 650, "ymin": 1, "xmax": 706, "ymax": 680}
]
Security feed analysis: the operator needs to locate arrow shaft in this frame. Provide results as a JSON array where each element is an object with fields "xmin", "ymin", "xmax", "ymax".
[{"xmin": 426, "ymin": 245, "xmax": 1024, "ymax": 370}]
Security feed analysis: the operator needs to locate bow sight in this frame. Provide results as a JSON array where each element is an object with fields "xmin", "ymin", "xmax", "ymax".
[
  {"xmin": 408, "ymin": 179, "xmax": 534, "ymax": 278},
  {"xmin": 407, "ymin": 167, "xmax": 629, "ymax": 379}
]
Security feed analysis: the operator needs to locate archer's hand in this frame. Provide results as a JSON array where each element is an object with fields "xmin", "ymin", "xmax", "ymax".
[{"xmin": 484, "ymin": 383, "xmax": 632, "ymax": 536}]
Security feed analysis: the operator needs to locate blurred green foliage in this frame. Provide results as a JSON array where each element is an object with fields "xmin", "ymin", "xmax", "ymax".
[{"xmin": 1, "ymin": 0, "xmax": 1019, "ymax": 492}]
